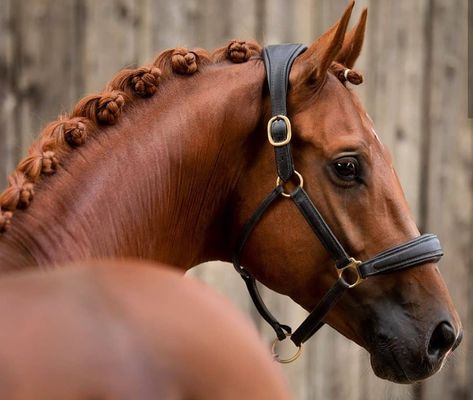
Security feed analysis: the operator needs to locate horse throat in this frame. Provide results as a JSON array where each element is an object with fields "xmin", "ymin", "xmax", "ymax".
[{"xmin": 0, "ymin": 61, "xmax": 265, "ymax": 271}]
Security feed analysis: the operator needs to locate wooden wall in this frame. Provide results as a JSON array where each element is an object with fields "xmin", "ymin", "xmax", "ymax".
[{"xmin": 0, "ymin": 1, "xmax": 471, "ymax": 399}]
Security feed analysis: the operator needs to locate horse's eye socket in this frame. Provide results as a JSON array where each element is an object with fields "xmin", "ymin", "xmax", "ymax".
[{"xmin": 333, "ymin": 157, "xmax": 359, "ymax": 180}]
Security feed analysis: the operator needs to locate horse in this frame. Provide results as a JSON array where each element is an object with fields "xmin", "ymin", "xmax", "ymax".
[
  {"xmin": 0, "ymin": 260, "xmax": 292, "ymax": 399},
  {"xmin": 0, "ymin": 0, "xmax": 462, "ymax": 384}
]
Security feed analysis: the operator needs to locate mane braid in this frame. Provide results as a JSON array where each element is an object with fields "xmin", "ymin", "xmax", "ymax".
[
  {"xmin": 212, "ymin": 40, "xmax": 262, "ymax": 63},
  {"xmin": 0, "ymin": 40, "xmax": 263, "ymax": 234},
  {"xmin": 330, "ymin": 61, "xmax": 363, "ymax": 85}
]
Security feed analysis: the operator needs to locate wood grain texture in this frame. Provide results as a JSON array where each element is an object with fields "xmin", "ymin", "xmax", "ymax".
[
  {"xmin": 13, "ymin": 1, "xmax": 77, "ymax": 151},
  {"xmin": 361, "ymin": 0, "xmax": 429, "ymax": 220},
  {"xmin": 80, "ymin": 0, "xmax": 139, "ymax": 92},
  {"xmin": 0, "ymin": 0, "xmax": 14, "ymax": 189},
  {"xmin": 421, "ymin": 1, "xmax": 471, "ymax": 399},
  {"xmin": 0, "ymin": 1, "xmax": 470, "ymax": 399}
]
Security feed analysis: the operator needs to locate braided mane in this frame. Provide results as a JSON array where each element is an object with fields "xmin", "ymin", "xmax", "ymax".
[
  {"xmin": 0, "ymin": 38, "xmax": 361, "ymax": 234},
  {"xmin": 0, "ymin": 40, "xmax": 262, "ymax": 233}
]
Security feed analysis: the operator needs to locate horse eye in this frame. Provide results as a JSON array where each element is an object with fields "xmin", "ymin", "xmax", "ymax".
[{"xmin": 333, "ymin": 157, "xmax": 359, "ymax": 181}]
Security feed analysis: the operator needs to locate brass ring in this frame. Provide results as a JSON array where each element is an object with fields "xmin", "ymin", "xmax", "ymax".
[
  {"xmin": 337, "ymin": 257, "xmax": 364, "ymax": 289},
  {"xmin": 276, "ymin": 170, "xmax": 304, "ymax": 198},
  {"xmin": 271, "ymin": 333, "xmax": 303, "ymax": 364}
]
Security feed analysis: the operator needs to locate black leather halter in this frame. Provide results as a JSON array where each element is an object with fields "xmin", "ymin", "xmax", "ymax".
[{"xmin": 232, "ymin": 44, "xmax": 444, "ymax": 359}]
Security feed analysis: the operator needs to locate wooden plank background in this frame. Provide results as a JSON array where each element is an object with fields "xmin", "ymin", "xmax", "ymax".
[{"xmin": 0, "ymin": 1, "xmax": 471, "ymax": 399}]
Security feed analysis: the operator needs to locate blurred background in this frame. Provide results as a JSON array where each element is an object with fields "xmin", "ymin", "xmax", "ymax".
[{"xmin": 0, "ymin": 0, "xmax": 471, "ymax": 399}]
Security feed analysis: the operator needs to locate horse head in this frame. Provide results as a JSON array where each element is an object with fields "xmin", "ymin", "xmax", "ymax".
[{"xmin": 231, "ymin": 2, "xmax": 462, "ymax": 383}]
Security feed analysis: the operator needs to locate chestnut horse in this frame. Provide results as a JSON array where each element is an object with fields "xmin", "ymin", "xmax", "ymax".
[
  {"xmin": 0, "ymin": 1, "xmax": 462, "ymax": 383},
  {"xmin": 0, "ymin": 260, "xmax": 291, "ymax": 399}
]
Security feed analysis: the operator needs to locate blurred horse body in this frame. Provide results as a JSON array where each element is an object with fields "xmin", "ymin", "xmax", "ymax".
[{"xmin": 0, "ymin": 260, "xmax": 291, "ymax": 399}]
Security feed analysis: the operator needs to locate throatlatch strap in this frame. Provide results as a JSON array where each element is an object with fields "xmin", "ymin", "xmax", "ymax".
[
  {"xmin": 232, "ymin": 186, "xmax": 290, "ymax": 340},
  {"xmin": 241, "ymin": 275, "xmax": 291, "ymax": 341},
  {"xmin": 263, "ymin": 44, "xmax": 306, "ymax": 182},
  {"xmin": 232, "ymin": 186, "xmax": 283, "ymax": 278}
]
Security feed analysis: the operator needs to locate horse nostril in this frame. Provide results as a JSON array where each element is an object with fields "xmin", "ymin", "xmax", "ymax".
[
  {"xmin": 452, "ymin": 329, "xmax": 463, "ymax": 351},
  {"xmin": 428, "ymin": 321, "xmax": 456, "ymax": 359}
]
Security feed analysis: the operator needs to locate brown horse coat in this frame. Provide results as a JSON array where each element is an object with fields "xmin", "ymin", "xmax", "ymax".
[{"xmin": 0, "ymin": 260, "xmax": 292, "ymax": 400}]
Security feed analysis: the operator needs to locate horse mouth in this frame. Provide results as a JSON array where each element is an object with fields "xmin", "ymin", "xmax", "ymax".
[
  {"xmin": 370, "ymin": 350, "xmax": 419, "ymax": 384},
  {"xmin": 368, "ymin": 342, "xmax": 446, "ymax": 384}
]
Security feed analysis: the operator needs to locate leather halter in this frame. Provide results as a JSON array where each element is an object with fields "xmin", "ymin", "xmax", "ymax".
[{"xmin": 232, "ymin": 44, "xmax": 444, "ymax": 358}]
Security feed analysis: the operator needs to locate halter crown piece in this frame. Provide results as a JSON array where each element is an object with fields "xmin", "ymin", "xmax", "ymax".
[{"xmin": 232, "ymin": 44, "xmax": 444, "ymax": 363}]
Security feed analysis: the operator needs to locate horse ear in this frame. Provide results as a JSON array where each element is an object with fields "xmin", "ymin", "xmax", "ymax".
[
  {"xmin": 336, "ymin": 7, "xmax": 368, "ymax": 68},
  {"xmin": 297, "ymin": 1, "xmax": 354, "ymax": 84}
]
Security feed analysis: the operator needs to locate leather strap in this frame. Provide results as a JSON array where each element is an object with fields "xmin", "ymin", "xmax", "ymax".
[
  {"xmin": 232, "ymin": 186, "xmax": 291, "ymax": 340},
  {"xmin": 263, "ymin": 44, "xmax": 307, "ymax": 182},
  {"xmin": 263, "ymin": 44, "xmax": 306, "ymax": 118},
  {"xmin": 290, "ymin": 279, "xmax": 349, "ymax": 346},
  {"xmin": 358, "ymin": 234, "xmax": 443, "ymax": 278},
  {"xmin": 232, "ymin": 186, "xmax": 283, "ymax": 279},
  {"xmin": 241, "ymin": 274, "xmax": 291, "ymax": 340},
  {"xmin": 291, "ymin": 187, "xmax": 351, "ymax": 268}
]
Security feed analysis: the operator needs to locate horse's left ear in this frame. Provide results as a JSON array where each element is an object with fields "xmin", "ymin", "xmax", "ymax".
[
  {"xmin": 295, "ymin": 1, "xmax": 354, "ymax": 85},
  {"xmin": 336, "ymin": 8, "xmax": 368, "ymax": 68}
]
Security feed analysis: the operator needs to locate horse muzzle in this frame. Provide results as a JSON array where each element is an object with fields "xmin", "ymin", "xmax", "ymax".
[{"xmin": 367, "ymin": 314, "xmax": 462, "ymax": 383}]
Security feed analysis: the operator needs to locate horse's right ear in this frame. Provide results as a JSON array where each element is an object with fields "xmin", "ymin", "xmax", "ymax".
[
  {"xmin": 294, "ymin": 1, "xmax": 354, "ymax": 86},
  {"xmin": 336, "ymin": 7, "xmax": 368, "ymax": 68}
]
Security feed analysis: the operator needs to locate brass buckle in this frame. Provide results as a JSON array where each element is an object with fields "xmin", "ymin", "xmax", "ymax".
[
  {"xmin": 337, "ymin": 257, "xmax": 364, "ymax": 288},
  {"xmin": 276, "ymin": 170, "xmax": 303, "ymax": 198},
  {"xmin": 267, "ymin": 115, "xmax": 292, "ymax": 146},
  {"xmin": 271, "ymin": 333, "xmax": 303, "ymax": 364}
]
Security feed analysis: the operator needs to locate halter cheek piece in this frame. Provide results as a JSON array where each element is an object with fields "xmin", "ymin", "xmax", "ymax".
[{"xmin": 232, "ymin": 44, "xmax": 444, "ymax": 362}]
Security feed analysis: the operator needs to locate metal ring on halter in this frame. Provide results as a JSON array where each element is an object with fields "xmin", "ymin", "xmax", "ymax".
[
  {"xmin": 276, "ymin": 170, "xmax": 304, "ymax": 198},
  {"xmin": 337, "ymin": 257, "xmax": 364, "ymax": 289},
  {"xmin": 271, "ymin": 333, "xmax": 303, "ymax": 364}
]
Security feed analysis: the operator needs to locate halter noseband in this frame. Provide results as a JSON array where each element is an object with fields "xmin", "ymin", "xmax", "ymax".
[{"xmin": 232, "ymin": 44, "xmax": 444, "ymax": 361}]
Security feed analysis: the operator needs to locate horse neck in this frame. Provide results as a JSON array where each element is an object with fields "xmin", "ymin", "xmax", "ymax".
[{"xmin": 0, "ymin": 61, "xmax": 266, "ymax": 271}]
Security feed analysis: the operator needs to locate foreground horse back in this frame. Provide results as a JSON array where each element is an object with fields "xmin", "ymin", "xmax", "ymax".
[{"xmin": 0, "ymin": 261, "xmax": 291, "ymax": 400}]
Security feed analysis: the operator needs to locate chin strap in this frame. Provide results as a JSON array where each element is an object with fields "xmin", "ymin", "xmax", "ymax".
[{"xmin": 232, "ymin": 44, "xmax": 444, "ymax": 357}]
